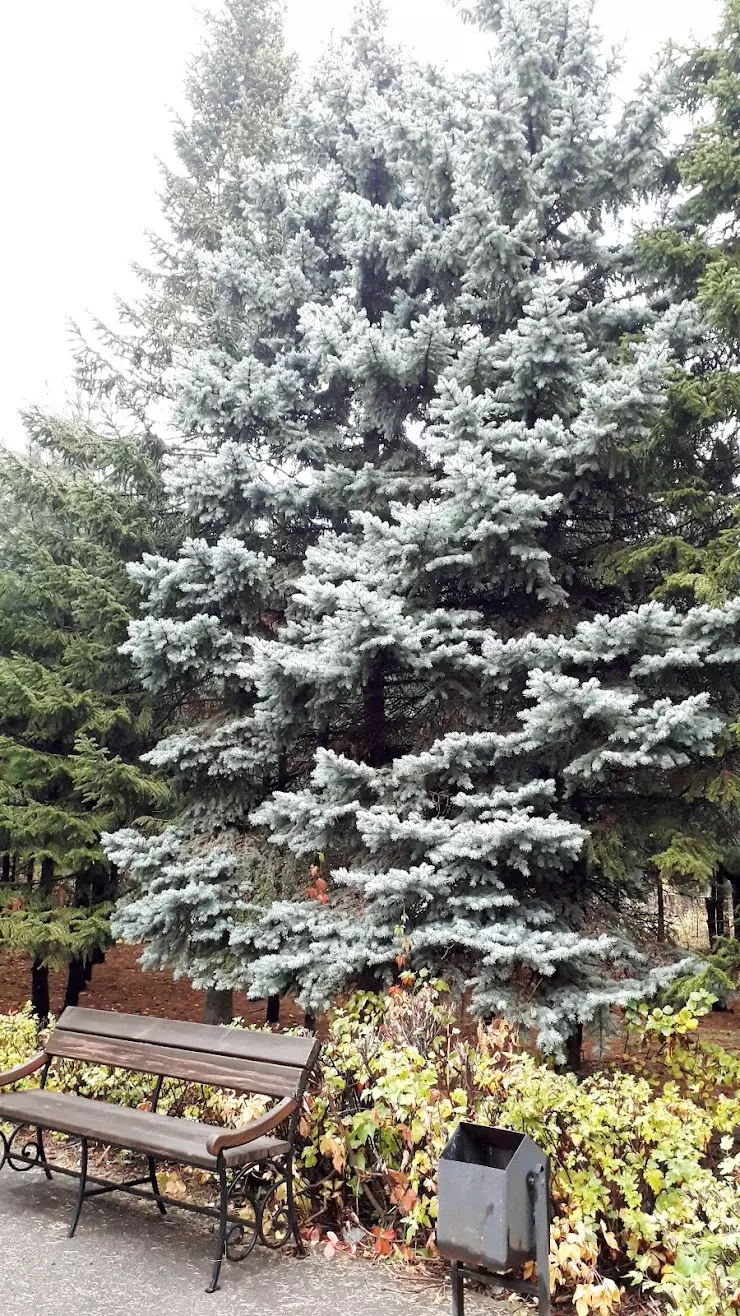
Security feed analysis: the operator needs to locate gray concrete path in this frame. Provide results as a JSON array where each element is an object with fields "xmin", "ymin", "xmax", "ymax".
[{"xmin": 0, "ymin": 1171, "xmax": 509, "ymax": 1315}]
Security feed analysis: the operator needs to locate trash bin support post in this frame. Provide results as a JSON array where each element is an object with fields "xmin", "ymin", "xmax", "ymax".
[
  {"xmin": 451, "ymin": 1259, "xmax": 464, "ymax": 1316},
  {"xmin": 530, "ymin": 1161, "xmax": 551, "ymax": 1316}
]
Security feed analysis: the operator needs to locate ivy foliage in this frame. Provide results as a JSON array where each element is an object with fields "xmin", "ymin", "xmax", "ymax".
[{"xmin": 1, "ymin": 978, "xmax": 738, "ymax": 1315}]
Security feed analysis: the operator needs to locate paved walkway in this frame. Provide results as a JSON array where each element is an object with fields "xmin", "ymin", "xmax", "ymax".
[{"xmin": 0, "ymin": 1171, "xmax": 507, "ymax": 1315}]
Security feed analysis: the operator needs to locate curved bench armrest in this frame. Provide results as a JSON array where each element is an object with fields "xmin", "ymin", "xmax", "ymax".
[
  {"xmin": 206, "ymin": 1096, "xmax": 298, "ymax": 1157},
  {"xmin": 0, "ymin": 1051, "xmax": 47, "ymax": 1089}
]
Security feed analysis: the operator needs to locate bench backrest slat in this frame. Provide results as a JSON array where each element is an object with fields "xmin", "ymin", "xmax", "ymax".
[
  {"xmin": 46, "ymin": 1032, "xmax": 303, "ymax": 1097},
  {"xmin": 57, "ymin": 1007, "xmax": 317, "ymax": 1068},
  {"xmin": 48, "ymin": 1008, "xmax": 320, "ymax": 1099}
]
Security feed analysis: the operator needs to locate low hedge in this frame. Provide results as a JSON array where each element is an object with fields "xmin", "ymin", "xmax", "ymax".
[{"xmin": 1, "ymin": 980, "xmax": 738, "ymax": 1316}]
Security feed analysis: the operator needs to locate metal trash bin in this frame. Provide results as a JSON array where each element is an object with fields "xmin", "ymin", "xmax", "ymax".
[{"xmin": 437, "ymin": 1123, "xmax": 551, "ymax": 1315}]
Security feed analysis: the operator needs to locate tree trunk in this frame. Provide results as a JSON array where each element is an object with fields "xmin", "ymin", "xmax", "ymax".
[
  {"xmin": 706, "ymin": 877, "xmax": 729, "ymax": 1009},
  {"xmin": 204, "ymin": 988, "xmax": 233, "ymax": 1025},
  {"xmin": 62, "ymin": 868, "xmax": 112, "ymax": 1007},
  {"xmin": 363, "ymin": 660, "xmax": 391, "ymax": 768},
  {"xmin": 28, "ymin": 856, "xmax": 55, "ymax": 1018},
  {"xmin": 1, "ymin": 854, "xmax": 10, "ymax": 883},
  {"xmin": 706, "ymin": 885, "xmax": 718, "ymax": 947},
  {"xmin": 303, "ymin": 1011, "xmax": 317, "ymax": 1034},
  {"xmin": 84, "ymin": 945, "xmax": 106, "ymax": 985},
  {"xmin": 39, "ymin": 855, "xmax": 54, "ymax": 891},
  {"xmin": 264, "ymin": 751, "xmax": 287, "ymax": 1032},
  {"xmin": 733, "ymin": 876, "xmax": 740, "ymax": 940},
  {"xmin": 716, "ymin": 879, "xmax": 727, "ymax": 939},
  {"xmin": 656, "ymin": 872, "xmax": 665, "ymax": 942},
  {"xmin": 31, "ymin": 960, "xmax": 50, "ymax": 1021},
  {"xmin": 564, "ymin": 1024, "xmax": 583, "ymax": 1073},
  {"xmin": 64, "ymin": 957, "xmax": 89, "ymax": 1010}
]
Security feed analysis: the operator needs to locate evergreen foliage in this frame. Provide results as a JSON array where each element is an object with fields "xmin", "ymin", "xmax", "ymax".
[
  {"xmin": 0, "ymin": 413, "xmax": 174, "ymax": 1011},
  {"xmin": 626, "ymin": 0, "xmax": 740, "ymax": 933},
  {"xmin": 0, "ymin": 889, "xmax": 112, "ymax": 973},
  {"xmin": 75, "ymin": 0, "xmax": 296, "ymax": 426},
  {"xmin": 69, "ymin": 0, "xmax": 304, "ymax": 1022},
  {"xmin": 0, "ymin": 0, "xmax": 299, "ymax": 1025},
  {"xmin": 100, "ymin": 0, "xmax": 740, "ymax": 1057},
  {"xmin": 635, "ymin": 0, "xmax": 740, "ymax": 613},
  {"xmin": 659, "ymin": 935, "xmax": 740, "ymax": 1009}
]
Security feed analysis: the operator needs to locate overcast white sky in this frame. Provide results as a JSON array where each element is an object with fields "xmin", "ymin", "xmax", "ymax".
[{"xmin": 0, "ymin": 0, "xmax": 722, "ymax": 445}]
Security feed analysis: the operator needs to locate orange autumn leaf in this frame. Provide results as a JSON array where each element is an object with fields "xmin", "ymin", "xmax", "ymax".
[
  {"xmin": 372, "ymin": 1226, "xmax": 397, "ymax": 1239},
  {"xmin": 397, "ymin": 1188, "xmax": 418, "ymax": 1214}
]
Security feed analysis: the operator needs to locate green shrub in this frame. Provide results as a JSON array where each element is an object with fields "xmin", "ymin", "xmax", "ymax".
[{"xmin": 1, "ymin": 983, "xmax": 738, "ymax": 1315}]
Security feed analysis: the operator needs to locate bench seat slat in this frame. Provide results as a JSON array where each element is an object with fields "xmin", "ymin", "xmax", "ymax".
[
  {"xmin": 45, "ymin": 1032, "xmax": 300, "ymax": 1098},
  {"xmin": 0, "ymin": 1090, "xmax": 288, "ymax": 1170},
  {"xmin": 58, "ymin": 1007, "xmax": 319, "ymax": 1069}
]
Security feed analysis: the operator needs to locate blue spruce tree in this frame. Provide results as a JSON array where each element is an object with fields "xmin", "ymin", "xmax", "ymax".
[{"xmin": 110, "ymin": 0, "xmax": 740, "ymax": 1056}]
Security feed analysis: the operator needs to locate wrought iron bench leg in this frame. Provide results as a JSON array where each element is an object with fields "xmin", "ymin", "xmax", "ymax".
[
  {"xmin": 206, "ymin": 1162, "xmax": 228, "ymax": 1293},
  {"xmin": 68, "ymin": 1138, "xmax": 88, "ymax": 1237},
  {"xmin": 148, "ymin": 1158, "xmax": 167, "ymax": 1215},
  {"xmin": 286, "ymin": 1153, "xmax": 304, "ymax": 1256},
  {"xmin": 451, "ymin": 1260, "xmax": 465, "ymax": 1316},
  {"xmin": 35, "ymin": 1127, "xmax": 52, "ymax": 1181}
]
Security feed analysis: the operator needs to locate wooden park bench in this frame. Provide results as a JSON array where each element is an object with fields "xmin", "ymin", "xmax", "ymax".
[{"xmin": 0, "ymin": 1006, "xmax": 320, "ymax": 1292}]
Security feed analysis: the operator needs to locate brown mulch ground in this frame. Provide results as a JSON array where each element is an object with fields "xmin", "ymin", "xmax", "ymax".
[
  {"xmin": 694, "ymin": 1001, "xmax": 740, "ymax": 1049},
  {"xmin": 0, "ymin": 942, "xmax": 738, "ymax": 1057},
  {"xmin": 0, "ymin": 943, "xmax": 310, "ymax": 1028}
]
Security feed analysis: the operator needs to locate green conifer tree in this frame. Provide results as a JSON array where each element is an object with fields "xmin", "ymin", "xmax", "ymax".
[
  {"xmin": 630, "ymin": 0, "xmax": 740, "ymax": 942},
  {"xmin": 0, "ymin": 415, "xmax": 174, "ymax": 1017}
]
